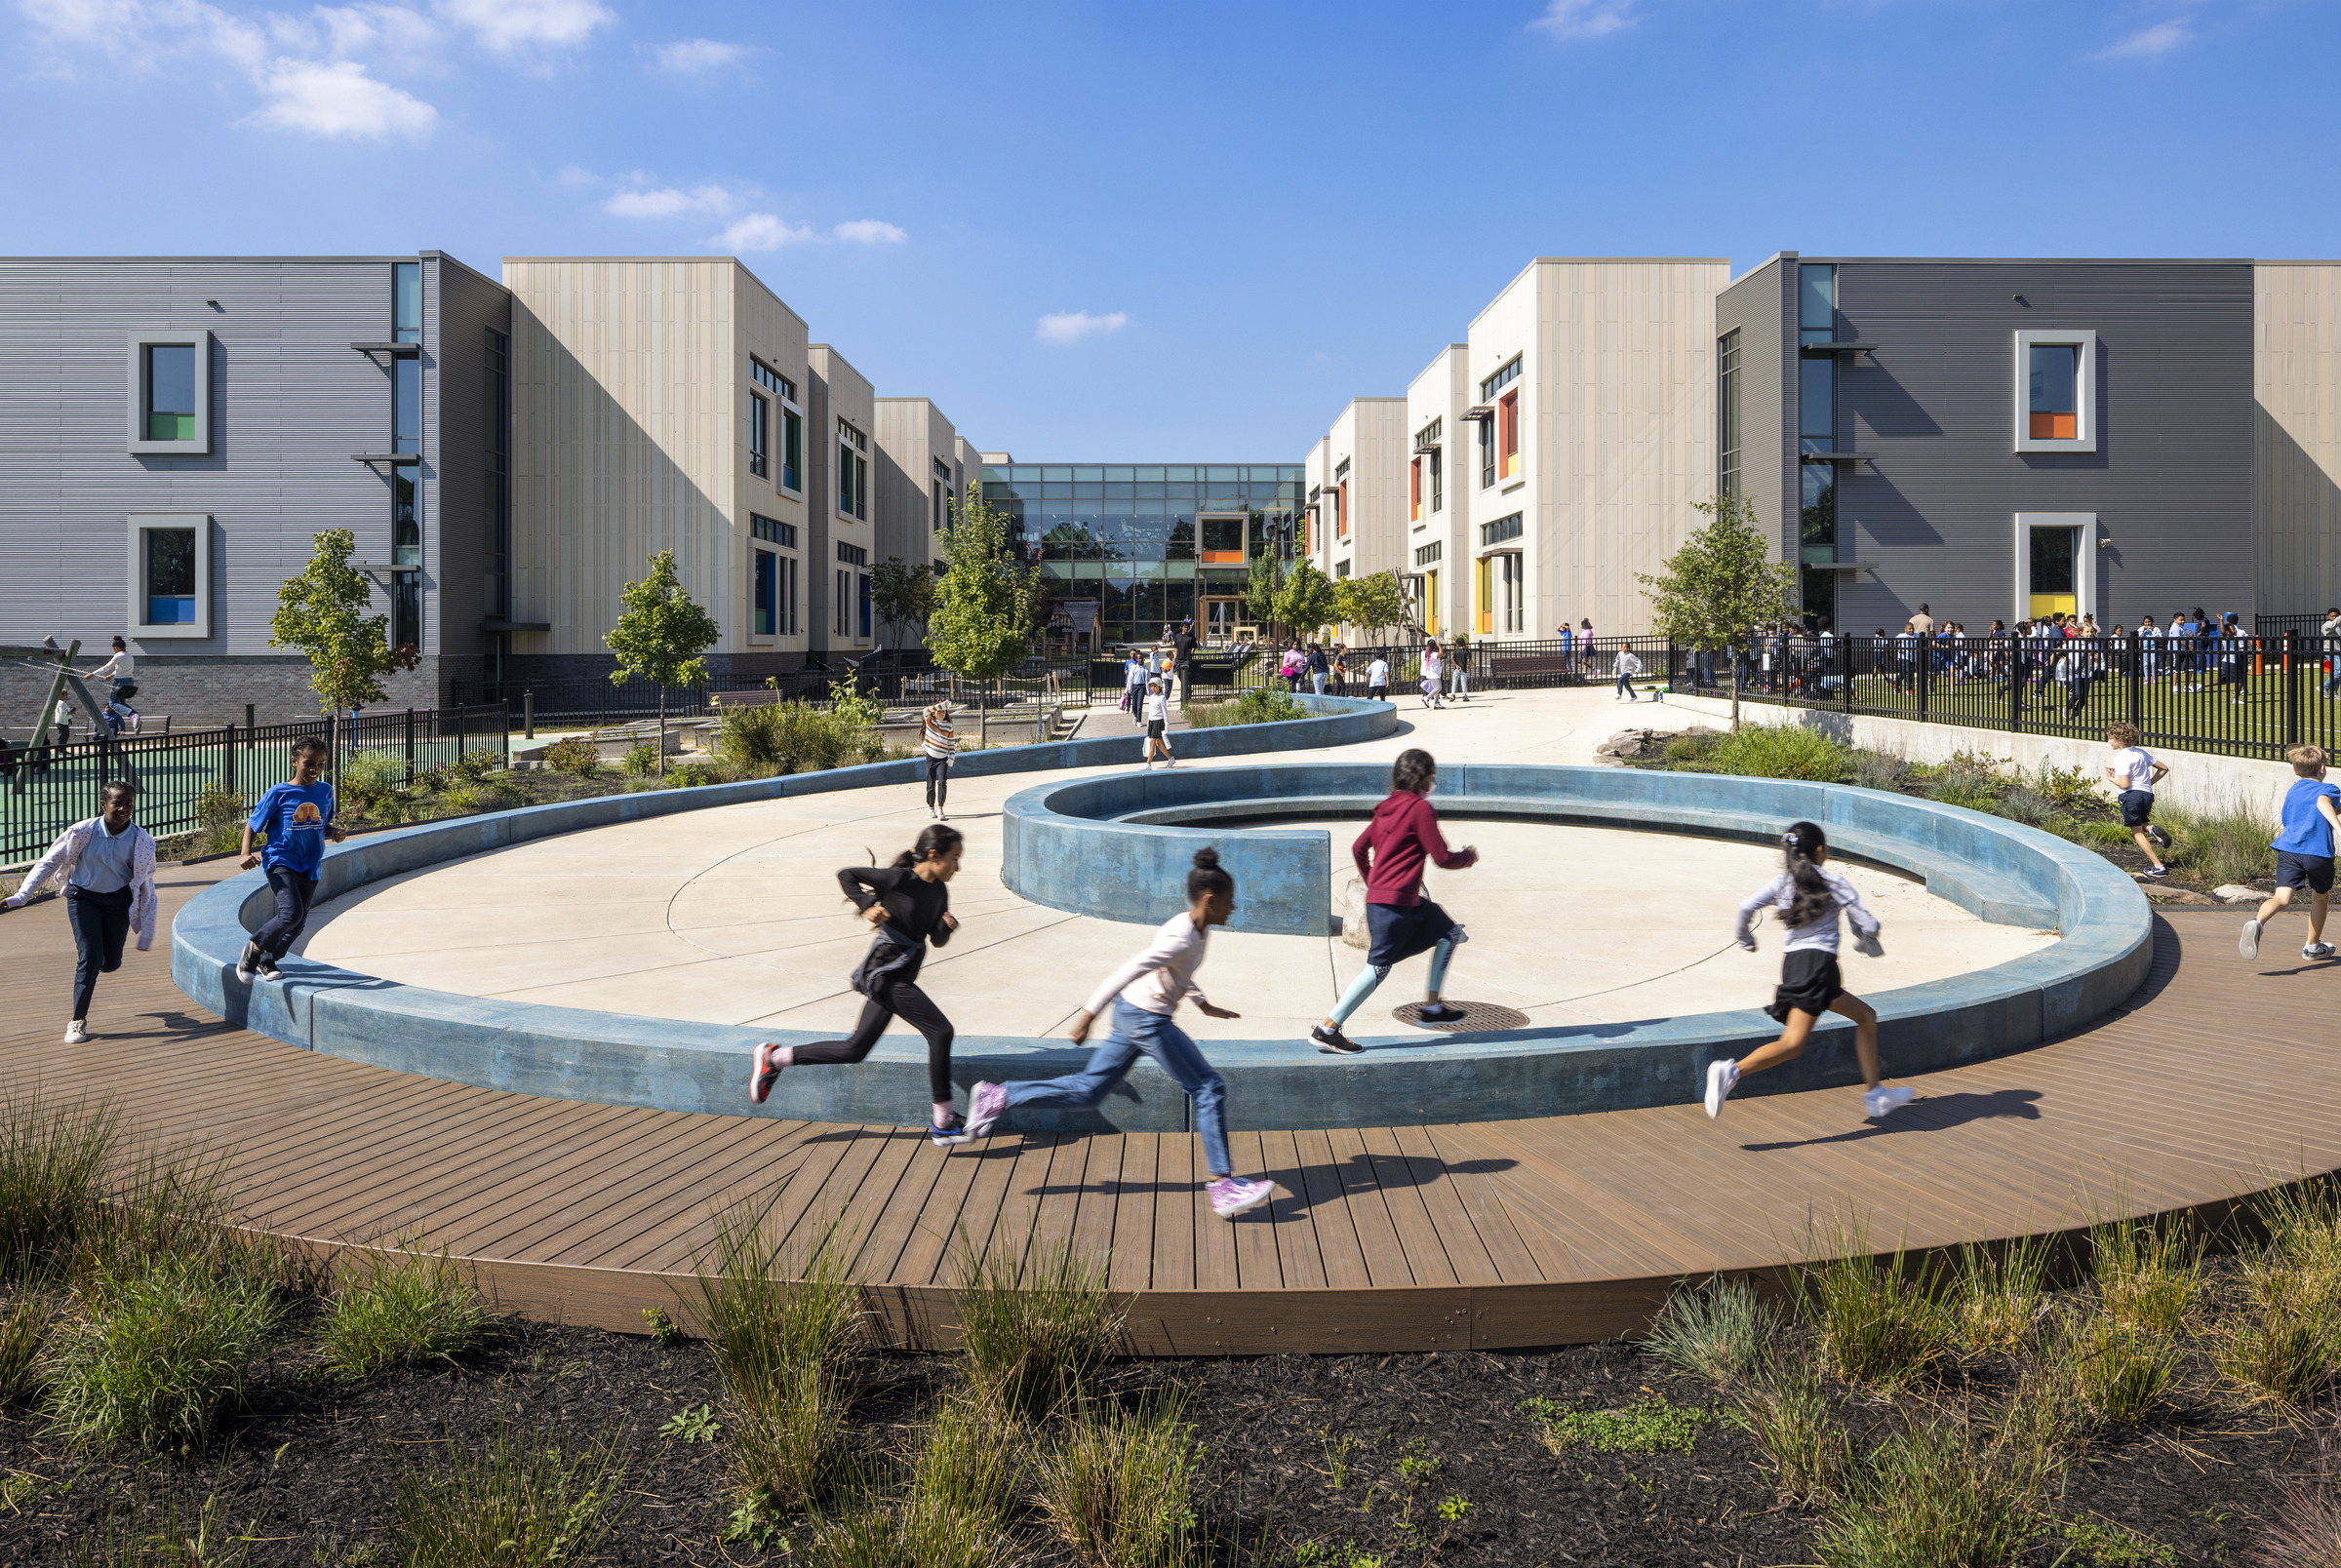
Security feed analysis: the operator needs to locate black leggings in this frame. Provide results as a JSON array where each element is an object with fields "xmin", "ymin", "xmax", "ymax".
[
  {"xmin": 926, "ymin": 757, "xmax": 949, "ymax": 810},
  {"xmin": 68, "ymin": 885, "xmax": 132, "ymax": 1021},
  {"xmin": 792, "ymin": 979, "xmax": 956, "ymax": 1103}
]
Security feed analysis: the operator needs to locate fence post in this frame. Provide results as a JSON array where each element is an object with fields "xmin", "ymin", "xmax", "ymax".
[
  {"xmin": 524, "ymin": 689, "xmax": 536, "ymax": 740},
  {"xmin": 1917, "ymin": 640, "xmax": 1931, "ymax": 725},
  {"xmin": 405, "ymin": 707, "xmax": 417, "ymax": 784},
  {"xmin": 456, "ymin": 704, "xmax": 467, "ymax": 764},
  {"xmin": 223, "ymin": 721, "xmax": 237, "ymax": 798},
  {"xmin": 2127, "ymin": 641, "xmax": 2142, "ymax": 734},
  {"xmin": 2285, "ymin": 637, "xmax": 2300, "ymax": 746},
  {"xmin": 2009, "ymin": 645, "xmax": 2025, "ymax": 735},
  {"xmin": 245, "ymin": 703, "xmax": 255, "ymax": 732}
]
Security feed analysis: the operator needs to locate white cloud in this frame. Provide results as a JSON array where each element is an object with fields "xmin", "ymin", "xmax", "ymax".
[
  {"xmin": 718, "ymin": 213, "xmax": 819, "ymax": 251},
  {"xmin": 2093, "ymin": 19, "xmax": 2191, "ymax": 59},
  {"xmin": 431, "ymin": 0, "xmax": 610, "ymax": 53},
  {"xmin": 653, "ymin": 36, "xmax": 747, "ymax": 71},
  {"xmin": 1528, "ymin": 0, "xmax": 1638, "ymax": 39},
  {"xmin": 832, "ymin": 218, "xmax": 906, "ymax": 245},
  {"xmin": 605, "ymin": 183, "xmax": 734, "ymax": 217},
  {"xmin": 246, "ymin": 57, "xmax": 435, "ymax": 136},
  {"xmin": 1035, "ymin": 310, "xmax": 1129, "ymax": 345}
]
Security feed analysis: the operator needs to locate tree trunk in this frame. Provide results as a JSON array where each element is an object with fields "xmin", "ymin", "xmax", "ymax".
[
  {"xmin": 1729, "ymin": 647, "xmax": 1743, "ymax": 731},
  {"xmin": 657, "ymin": 688, "xmax": 667, "ymax": 777}
]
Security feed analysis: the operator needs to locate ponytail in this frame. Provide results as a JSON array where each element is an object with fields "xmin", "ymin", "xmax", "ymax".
[
  {"xmin": 1187, "ymin": 845, "xmax": 1234, "ymax": 901},
  {"xmin": 894, "ymin": 823, "xmax": 965, "ymax": 869},
  {"xmin": 1781, "ymin": 820, "xmax": 1836, "ymax": 928}
]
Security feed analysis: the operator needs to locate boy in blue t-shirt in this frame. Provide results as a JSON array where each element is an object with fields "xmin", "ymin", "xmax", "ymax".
[
  {"xmin": 235, "ymin": 734, "xmax": 345, "ymax": 982},
  {"xmin": 2241, "ymin": 744, "xmax": 2341, "ymax": 962}
]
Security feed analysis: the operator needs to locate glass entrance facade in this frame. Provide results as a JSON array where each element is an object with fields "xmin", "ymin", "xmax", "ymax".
[{"xmin": 980, "ymin": 463, "xmax": 1304, "ymax": 647}]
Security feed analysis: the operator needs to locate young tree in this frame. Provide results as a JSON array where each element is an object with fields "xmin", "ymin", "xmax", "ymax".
[
  {"xmin": 269, "ymin": 529, "xmax": 418, "ymax": 768},
  {"xmin": 869, "ymin": 556, "xmax": 938, "ymax": 649},
  {"xmin": 1241, "ymin": 553, "xmax": 1286, "ymax": 640},
  {"xmin": 1335, "ymin": 570, "xmax": 1407, "ymax": 644},
  {"xmin": 606, "ymin": 549, "xmax": 721, "ymax": 775},
  {"xmin": 1636, "ymin": 491, "xmax": 1800, "ymax": 727},
  {"xmin": 929, "ymin": 493, "xmax": 1039, "ymax": 685},
  {"xmin": 1275, "ymin": 559, "xmax": 1340, "ymax": 644}
]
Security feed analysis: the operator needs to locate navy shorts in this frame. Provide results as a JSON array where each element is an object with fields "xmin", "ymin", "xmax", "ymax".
[
  {"xmin": 2118, "ymin": 790, "xmax": 2154, "ymax": 829},
  {"xmin": 1365, "ymin": 899, "xmax": 1457, "ymax": 969},
  {"xmin": 2277, "ymin": 851, "xmax": 2335, "ymax": 895}
]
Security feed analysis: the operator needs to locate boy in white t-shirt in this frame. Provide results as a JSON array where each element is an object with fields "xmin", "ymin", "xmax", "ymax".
[
  {"xmin": 2104, "ymin": 723, "xmax": 2171, "ymax": 878},
  {"xmin": 1366, "ymin": 655, "xmax": 1390, "ymax": 702}
]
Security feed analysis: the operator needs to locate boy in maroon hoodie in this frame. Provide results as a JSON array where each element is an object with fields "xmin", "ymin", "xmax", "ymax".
[{"xmin": 1312, "ymin": 748, "xmax": 1478, "ymax": 1053}]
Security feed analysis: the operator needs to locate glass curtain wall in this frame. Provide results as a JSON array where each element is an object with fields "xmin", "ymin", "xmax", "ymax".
[
  {"xmin": 978, "ymin": 464, "xmax": 1304, "ymax": 647},
  {"xmin": 390, "ymin": 261, "xmax": 423, "ymax": 650},
  {"xmin": 1797, "ymin": 263, "xmax": 1838, "ymax": 630}
]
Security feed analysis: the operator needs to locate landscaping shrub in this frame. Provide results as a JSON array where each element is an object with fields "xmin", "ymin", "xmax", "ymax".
[
  {"xmin": 391, "ymin": 1418, "xmax": 625, "ymax": 1568},
  {"xmin": 715, "ymin": 700, "xmax": 796, "ymax": 769},
  {"xmin": 193, "ymin": 784, "xmax": 248, "ymax": 857},
  {"xmin": 0, "ymin": 1093, "xmax": 117, "ymax": 1280},
  {"xmin": 2159, "ymin": 800, "xmax": 2278, "ymax": 886},
  {"xmin": 1664, "ymin": 729, "xmax": 1723, "ymax": 764},
  {"xmin": 453, "ymin": 747, "xmax": 500, "ymax": 781},
  {"xmin": 1802, "ymin": 1237, "xmax": 1955, "ymax": 1390},
  {"xmin": 2214, "ymin": 1296, "xmax": 2337, "ymax": 1407},
  {"xmin": 2090, "ymin": 1216, "xmax": 2202, "ymax": 1337},
  {"xmin": 1925, "ymin": 757, "xmax": 2005, "ymax": 812},
  {"xmin": 2081, "ymin": 820, "xmax": 2138, "ymax": 848},
  {"xmin": 620, "ymin": 741, "xmax": 659, "ymax": 777},
  {"xmin": 2033, "ymin": 762, "xmax": 2102, "ymax": 814},
  {"xmin": 542, "ymin": 736, "xmax": 600, "ymax": 776},
  {"xmin": 1187, "ymin": 686, "xmax": 1304, "ymax": 729},
  {"xmin": 438, "ymin": 784, "xmax": 478, "ymax": 812},
  {"xmin": 1991, "ymin": 1352, "xmax": 2093, "ymax": 1489},
  {"xmin": 2248, "ymin": 1181, "xmax": 2341, "ymax": 1313},
  {"xmin": 1996, "ymin": 786, "xmax": 2075, "ymax": 837},
  {"xmin": 1728, "ymin": 1352, "xmax": 1846, "ymax": 1506},
  {"xmin": 2254, "ymin": 1474, "xmax": 2341, "ymax": 1568},
  {"xmin": 321, "ymin": 1242, "xmax": 493, "ymax": 1381},
  {"xmin": 0, "ymin": 1287, "xmax": 53, "ymax": 1407},
  {"xmin": 954, "ymin": 1235, "xmax": 1124, "ymax": 1422},
  {"xmin": 43, "ymin": 1250, "xmax": 283, "ymax": 1449},
  {"xmin": 665, "ymin": 761, "xmax": 717, "ymax": 788},
  {"xmin": 68, "ymin": 1484, "xmax": 255, "ymax": 1568},
  {"xmin": 1643, "ymin": 1276, "xmax": 1777, "ymax": 1383},
  {"xmin": 337, "ymin": 748, "xmax": 409, "ymax": 813},
  {"xmin": 790, "ymin": 1391, "xmax": 1027, "ymax": 1568},
  {"xmin": 2074, "ymin": 1316, "xmax": 2177, "ymax": 1424},
  {"xmin": 729, "ymin": 1363, "xmax": 854, "ymax": 1515},
  {"xmin": 1949, "ymin": 1235, "xmax": 2050, "ymax": 1355},
  {"xmin": 1522, "ymin": 1392, "xmax": 1713, "ymax": 1455},
  {"xmin": 1849, "ymin": 748, "xmax": 1908, "ymax": 793},
  {"xmin": 1706, "ymin": 724, "xmax": 1853, "ymax": 783},
  {"xmin": 1033, "ymin": 1392, "xmax": 1203, "ymax": 1568},
  {"xmin": 1814, "ymin": 1423, "xmax": 2033, "ymax": 1568}
]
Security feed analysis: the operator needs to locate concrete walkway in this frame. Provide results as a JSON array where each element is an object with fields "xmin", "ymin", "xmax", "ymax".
[{"xmin": 299, "ymin": 686, "xmax": 2052, "ymax": 1046}]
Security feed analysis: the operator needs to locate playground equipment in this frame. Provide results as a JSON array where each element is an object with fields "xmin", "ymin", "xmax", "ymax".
[{"xmin": 3, "ymin": 638, "xmax": 127, "ymax": 795}]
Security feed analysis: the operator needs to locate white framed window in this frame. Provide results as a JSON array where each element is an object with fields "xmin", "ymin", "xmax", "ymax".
[
  {"xmin": 2012, "ymin": 512, "xmax": 2097, "ymax": 623},
  {"xmin": 2013, "ymin": 330, "xmax": 2097, "ymax": 453},
  {"xmin": 127, "ymin": 514, "xmax": 211, "ymax": 639},
  {"xmin": 127, "ymin": 331, "xmax": 210, "ymax": 454}
]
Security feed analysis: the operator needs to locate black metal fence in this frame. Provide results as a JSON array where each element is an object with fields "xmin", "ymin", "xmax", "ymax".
[
  {"xmin": 1728, "ymin": 632, "xmax": 2341, "ymax": 762},
  {"xmin": 3, "ymin": 705, "xmax": 508, "ymax": 866}
]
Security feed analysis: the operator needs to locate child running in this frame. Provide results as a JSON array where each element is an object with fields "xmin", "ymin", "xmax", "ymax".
[
  {"xmin": 751, "ymin": 824, "xmax": 972, "ymax": 1144},
  {"xmin": 1613, "ymin": 646, "xmax": 1644, "ymax": 702},
  {"xmin": 1366, "ymin": 652, "xmax": 1391, "ymax": 703},
  {"xmin": 2240, "ymin": 745, "xmax": 2341, "ymax": 962},
  {"xmin": 1310, "ymin": 748, "xmax": 1477, "ymax": 1054},
  {"xmin": 963, "ymin": 848, "xmax": 1275, "ymax": 1220},
  {"xmin": 1141, "ymin": 678, "xmax": 1176, "ymax": 768},
  {"xmin": 1419, "ymin": 643, "xmax": 1445, "ymax": 709},
  {"xmin": 235, "ymin": 735, "xmax": 344, "ymax": 982},
  {"xmin": 2103, "ymin": 723, "xmax": 2171, "ymax": 879},
  {"xmin": 1703, "ymin": 821, "xmax": 1913, "ymax": 1122}
]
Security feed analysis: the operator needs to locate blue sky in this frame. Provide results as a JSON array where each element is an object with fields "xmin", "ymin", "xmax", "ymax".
[{"xmin": 7, "ymin": 0, "xmax": 2338, "ymax": 459}]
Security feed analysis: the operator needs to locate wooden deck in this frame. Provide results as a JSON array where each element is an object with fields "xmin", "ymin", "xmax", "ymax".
[{"xmin": 4, "ymin": 859, "xmax": 2335, "ymax": 1352}]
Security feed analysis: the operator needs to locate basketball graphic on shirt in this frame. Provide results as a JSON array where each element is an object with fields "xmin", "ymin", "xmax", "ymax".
[{"xmin": 291, "ymin": 802, "xmax": 324, "ymax": 828}]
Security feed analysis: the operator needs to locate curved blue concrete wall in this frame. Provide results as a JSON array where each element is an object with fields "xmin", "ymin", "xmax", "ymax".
[{"xmin": 175, "ymin": 725, "xmax": 2153, "ymax": 1131}]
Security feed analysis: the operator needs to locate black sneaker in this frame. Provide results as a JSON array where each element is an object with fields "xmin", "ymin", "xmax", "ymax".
[
  {"xmin": 2140, "ymin": 865, "xmax": 2168, "ymax": 879},
  {"xmin": 2147, "ymin": 825, "xmax": 2171, "ymax": 848},
  {"xmin": 235, "ymin": 943, "xmax": 261, "ymax": 984},
  {"xmin": 1416, "ymin": 1002, "xmax": 1467, "ymax": 1025},
  {"xmin": 256, "ymin": 952, "xmax": 282, "ymax": 980},
  {"xmin": 1311, "ymin": 1024, "xmax": 1361, "ymax": 1055}
]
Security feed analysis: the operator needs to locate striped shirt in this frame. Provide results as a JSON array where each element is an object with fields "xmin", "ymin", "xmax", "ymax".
[{"xmin": 921, "ymin": 706, "xmax": 957, "ymax": 760}]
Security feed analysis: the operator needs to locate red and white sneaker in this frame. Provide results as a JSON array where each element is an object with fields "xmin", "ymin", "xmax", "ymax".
[
  {"xmin": 750, "ymin": 1042, "xmax": 784, "ymax": 1104},
  {"xmin": 1207, "ymin": 1177, "xmax": 1274, "ymax": 1220}
]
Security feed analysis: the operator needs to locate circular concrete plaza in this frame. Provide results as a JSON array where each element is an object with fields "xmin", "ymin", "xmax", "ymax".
[{"xmin": 299, "ymin": 687, "xmax": 2054, "ymax": 1046}]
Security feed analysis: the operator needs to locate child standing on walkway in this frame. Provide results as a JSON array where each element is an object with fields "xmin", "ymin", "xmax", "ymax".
[
  {"xmin": 235, "ymin": 735, "xmax": 344, "ymax": 982},
  {"xmin": 2103, "ymin": 723, "xmax": 2171, "ymax": 879},
  {"xmin": 2241, "ymin": 745, "xmax": 2341, "ymax": 962},
  {"xmin": 2, "ymin": 780, "xmax": 158, "ymax": 1043},
  {"xmin": 751, "ymin": 824, "xmax": 971, "ymax": 1143},
  {"xmin": 964, "ymin": 847, "xmax": 1275, "ymax": 1221},
  {"xmin": 1703, "ymin": 821, "xmax": 1912, "ymax": 1122},
  {"xmin": 1366, "ymin": 653, "xmax": 1390, "ymax": 703},
  {"xmin": 921, "ymin": 700, "xmax": 956, "ymax": 820},
  {"xmin": 1418, "ymin": 643, "xmax": 1445, "ymax": 709},
  {"xmin": 1142, "ymin": 679, "xmax": 1176, "ymax": 768},
  {"xmin": 1311, "ymin": 748, "xmax": 1477, "ymax": 1054}
]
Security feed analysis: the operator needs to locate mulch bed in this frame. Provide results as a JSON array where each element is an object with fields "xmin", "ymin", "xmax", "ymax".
[{"xmin": 0, "ymin": 1309, "xmax": 2304, "ymax": 1565}]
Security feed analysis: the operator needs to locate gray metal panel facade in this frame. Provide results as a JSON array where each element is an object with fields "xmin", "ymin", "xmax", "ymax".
[
  {"xmin": 1816, "ymin": 260, "xmax": 2254, "ymax": 633},
  {"xmin": 426, "ymin": 254, "xmax": 514, "ymax": 671},
  {"xmin": 1716, "ymin": 256, "xmax": 1792, "ymax": 548}
]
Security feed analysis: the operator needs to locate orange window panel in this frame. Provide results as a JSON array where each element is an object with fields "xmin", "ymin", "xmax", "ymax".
[{"xmin": 2030, "ymin": 412, "xmax": 2077, "ymax": 440}]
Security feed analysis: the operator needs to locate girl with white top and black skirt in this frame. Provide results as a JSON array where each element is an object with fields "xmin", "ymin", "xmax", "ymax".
[
  {"xmin": 1702, "ymin": 821, "xmax": 1914, "ymax": 1123},
  {"xmin": 750, "ymin": 824, "xmax": 972, "ymax": 1146},
  {"xmin": 1141, "ymin": 679, "xmax": 1175, "ymax": 767}
]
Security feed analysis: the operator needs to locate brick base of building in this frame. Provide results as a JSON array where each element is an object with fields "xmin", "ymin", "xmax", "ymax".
[{"xmin": 0, "ymin": 655, "xmax": 490, "ymax": 734}]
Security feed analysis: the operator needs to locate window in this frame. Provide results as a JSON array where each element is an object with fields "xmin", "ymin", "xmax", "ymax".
[
  {"xmin": 2015, "ymin": 331, "xmax": 2095, "ymax": 451},
  {"xmin": 1479, "ymin": 356, "xmax": 1521, "ymax": 402},
  {"xmin": 1480, "ymin": 512, "xmax": 1523, "ymax": 547},
  {"xmin": 1479, "ymin": 412, "xmax": 1494, "ymax": 489},
  {"xmin": 2014, "ymin": 513, "xmax": 2096, "ymax": 620},
  {"xmin": 1199, "ymin": 515, "xmax": 1245, "ymax": 562},
  {"xmin": 1498, "ymin": 391, "xmax": 1521, "ymax": 481},
  {"xmin": 1483, "ymin": 552, "xmax": 1524, "ymax": 634},
  {"xmin": 836, "ymin": 568, "xmax": 850, "ymax": 635},
  {"xmin": 392, "ymin": 261, "xmax": 420, "ymax": 344},
  {"xmin": 127, "ymin": 515, "xmax": 210, "ymax": 638},
  {"xmin": 1335, "ymin": 560, "xmax": 1351, "ymax": 579},
  {"xmin": 1800, "ymin": 292, "xmax": 1838, "ymax": 562},
  {"xmin": 392, "ymin": 469, "xmax": 421, "ymax": 649},
  {"xmin": 1798, "ymin": 263, "xmax": 1836, "ymax": 344},
  {"xmin": 858, "ymin": 571, "xmax": 871, "ymax": 640},
  {"xmin": 484, "ymin": 328, "xmax": 509, "ymax": 620},
  {"xmin": 1414, "ymin": 540, "xmax": 1443, "ymax": 567},
  {"xmin": 749, "ymin": 391, "xmax": 770, "ymax": 479},
  {"xmin": 838, "ymin": 419, "xmax": 868, "ymax": 519},
  {"xmin": 781, "ymin": 407, "xmax": 803, "ymax": 491},
  {"xmin": 754, "ymin": 549, "xmax": 777, "ymax": 638},
  {"xmin": 1409, "ymin": 457, "xmax": 1422, "ymax": 522},
  {"xmin": 127, "ymin": 332, "xmax": 210, "ymax": 453},
  {"xmin": 751, "ymin": 359, "xmax": 795, "ymax": 402},
  {"xmin": 1423, "ymin": 568, "xmax": 1440, "ymax": 636},
  {"xmin": 1718, "ymin": 329, "xmax": 1741, "ymax": 497},
  {"xmin": 1333, "ymin": 459, "xmax": 1350, "ymax": 541},
  {"xmin": 933, "ymin": 457, "xmax": 953, "ymax": 531},
  {"xmin": 836, "ymin": 541, "xmax": 867, "ymax": 568},
  {"xmin": 753, "ymin": 361, "xmax": 803, "ymax": 490},
  {"xmin": 1429, "ymin": 447, "xmax": 1443, "ymax": 512},
  {"xmin": 784, "ymin": 554, "xmax": 799, "ymax": 635},
  {"xmin": 751, "ymin": 513, "xmax": 798, "ymax": 548}
]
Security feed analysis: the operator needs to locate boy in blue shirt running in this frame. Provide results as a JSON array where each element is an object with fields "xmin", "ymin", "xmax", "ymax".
[
  {"xmin": 2241, "ymin": 744, "xmax": 2341, "ymax": 963},
  {"xmin": 236, "ymin": 735, "xmax": 344, "ymax": 982}
]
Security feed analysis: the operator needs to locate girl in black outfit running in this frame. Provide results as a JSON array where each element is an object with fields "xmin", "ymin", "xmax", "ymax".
[{"xmin": 750, "ymin": 824, "xmax": 971, "ymax": 1145}]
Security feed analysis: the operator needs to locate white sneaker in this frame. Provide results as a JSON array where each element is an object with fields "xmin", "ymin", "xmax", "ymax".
[
  {"xmin": 2241, "ymin": 919, "xmax": 2263, "ymax": 960},
  {"xmin": 1703, "ymin": 1058, "xmax": 1739, "ymax": 1118},
  {"xmin": 1865, "ymin": 1085, "xmax": 1916, "ymax": 1119},
  {"xmin": 63, "ymin": 1020, "xmax": 87, "ymax": 1044},
  {"xmin": 2305, "ymin": 942, "xmax": 2335, "ymax": 960},
  {"xmin": 1164, "ymin": 755, "xmax": 1175, "ymax": 766}
]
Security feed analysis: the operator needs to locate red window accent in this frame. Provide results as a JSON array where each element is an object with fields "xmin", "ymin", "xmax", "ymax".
[
  {"xmin": 1409, "ymin": 458, "xmax": 1422, "ymax": 521},
  {"xmin": 1337, "ymin": 483, "xmax": 1348, "ymax": 539},
  {"xmin": 1499, "ymin": 391, "xmax": 1520, "ymax": 479}
]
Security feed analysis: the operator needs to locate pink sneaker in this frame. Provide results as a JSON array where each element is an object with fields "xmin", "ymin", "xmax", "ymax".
[
  {"xmin": 1207, "ymin": 1177, "xmax": 1274, "ymax": 1220},
  {"xmin": 750, "ymin": 1042, "xmax": 783, "ymax": 1104},
  {"xmin": 966, "ymin": 1080, "xmax": 1009, "ymax": 1139}
]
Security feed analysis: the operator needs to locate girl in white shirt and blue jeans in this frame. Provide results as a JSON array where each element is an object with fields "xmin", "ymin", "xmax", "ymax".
[
  {"xmin": 965, "ymin": 847, "xmax": 1275, "ymax": 1221},
  {"xmin": 1703, "ymin": 821, "xmax": 1912, "ymax": 1123}
]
